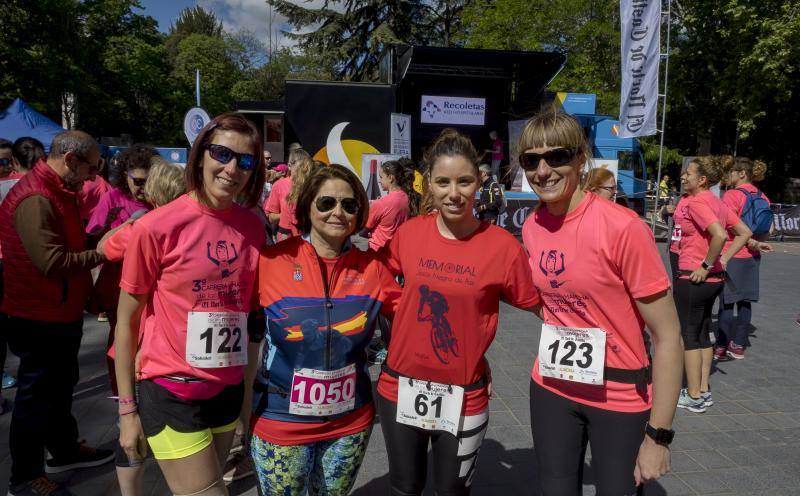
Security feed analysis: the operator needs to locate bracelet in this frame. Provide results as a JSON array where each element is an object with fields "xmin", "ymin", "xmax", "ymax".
[
  {"xmin": 118, "ymin": 397, "xmax": 136, "ymax": 405},
  {"xmin": 119, "ymin": 407, "xmax": 138, "ymax": 416}
]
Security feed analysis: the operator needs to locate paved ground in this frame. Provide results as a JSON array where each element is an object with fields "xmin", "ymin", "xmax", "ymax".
[{"xmin": 1, "ymin": 242, "xmax": 799, "ymax": 495}]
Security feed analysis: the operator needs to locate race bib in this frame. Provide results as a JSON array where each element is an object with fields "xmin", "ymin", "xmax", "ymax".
[
  {"xmin": 397, "ymin": 377, "xmax": 464, "ymax": 436},
  {"xmin": 671, "ymin": 225, "xmax": 682, "ymax": 242},
  {"xmin": 289, "ymin": 364, "xmax": 357, "ymax": 416},
  {"xmin": 538, "ymin": 323, "xmax": 606, "ymax": 385},
  {"xmin": 185, "ymin": 312, "xmax": 247, "ymax": 368}
]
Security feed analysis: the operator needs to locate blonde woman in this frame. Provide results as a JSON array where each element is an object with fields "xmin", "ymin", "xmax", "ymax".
[{"xmin": 264, "ymin": 149, "xmax": 319, "ymax": 241}]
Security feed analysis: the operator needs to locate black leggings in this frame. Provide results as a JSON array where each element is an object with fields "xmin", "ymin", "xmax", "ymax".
[
  {"xmin": 377, "ymin": 394, "xmax": 488, "ymax": 496},
  {"xmin": 530, "ymin": 381, "xmax": 650, "ymax": 496},
  {"xmin": 673, "ymin": 278, "xmax": 723, "ymax": 350}
]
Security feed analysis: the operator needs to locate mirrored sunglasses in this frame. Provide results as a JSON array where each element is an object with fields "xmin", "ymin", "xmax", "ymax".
[{"xmin": 206, "ymin": 143, "xmax": 256, "ymax": 171}]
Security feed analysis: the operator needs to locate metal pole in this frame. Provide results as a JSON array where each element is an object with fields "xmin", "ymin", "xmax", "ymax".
[
  {"xmin": 651, "ymin": 0, "xmax": 672, "ymax": 233},
  {"xmin": 196, "ymin": 69, "xmax": 201, "ymax": 107}
]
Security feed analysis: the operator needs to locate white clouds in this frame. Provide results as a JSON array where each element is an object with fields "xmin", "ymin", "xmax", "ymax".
[{"xmin": 202, "ymin": 0, "xmax": 338, "ymax": 52}]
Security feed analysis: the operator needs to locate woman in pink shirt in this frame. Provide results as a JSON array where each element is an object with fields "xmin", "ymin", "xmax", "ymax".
[
  {"xmin": 362, "ymin": 158, "xmax": 420, "ymax": 251},
  {"xmin": 715, "ymin": 157, "xmax": 772, "ymax": 360},
  {"xmin": 520, "ymin": 111, "xmax": 683, "ymax": 494},
  {"xmin": 264, "ymin": 148, "xmax": 318, "ymax": 241},
  {"xmin": 673, "ymin": 156, "xmax": 750, "ymax": 413},
  {"xmin": 114, "ymin": 113, "xmax": 266, "ymax": 496}
]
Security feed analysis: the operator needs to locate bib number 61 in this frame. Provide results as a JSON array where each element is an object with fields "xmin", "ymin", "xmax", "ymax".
[{"xmin": 414, "ymin": 393, "xmax": 443, "ymax": 418}]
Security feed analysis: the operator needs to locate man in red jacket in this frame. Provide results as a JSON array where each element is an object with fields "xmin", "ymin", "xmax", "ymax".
[{"xmin": 0, "ymin": 131, "xmax": 113, "ymax": 496}]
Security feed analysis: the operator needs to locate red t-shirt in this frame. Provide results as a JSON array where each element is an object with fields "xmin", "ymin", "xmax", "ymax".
[
  {"xmin": 377, "ymin": 214, "xmax": 540, "ymax": 415},
  {"xmin": 722, "ymin": 184, "xmax": 770, "ymax": 259},
  {"xmin": 263, "ymin": 177, "xmax": 299, "ymax": 238},
  {"xmin": 676, "ymin": 190, "xmax": 739, "ymax": 277},
  {"xmin": 364, "ymin": 189, "xmax": 409, "ymax": 251},
  {"xmin": 120, "ymin": 194, "xmax": 264, "ymax": 390},
  {"xmin": 523, "ymin": 192, "xmax": 670, "ymax": 413}
]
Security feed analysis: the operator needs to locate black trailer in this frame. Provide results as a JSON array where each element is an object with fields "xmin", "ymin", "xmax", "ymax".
[{"xmin": 235, "ymin": 46, "xmax": 565, "ymax": 172}]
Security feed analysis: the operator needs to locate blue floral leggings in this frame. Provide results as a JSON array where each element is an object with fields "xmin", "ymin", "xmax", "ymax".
[{"xmin": 250, "ymin": 427, "xmax": 371, "ymax": 496}]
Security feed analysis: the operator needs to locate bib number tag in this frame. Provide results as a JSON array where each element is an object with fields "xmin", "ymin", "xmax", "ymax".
[
  {"xmin": 396, "ymin": 377, "xmax": 464, "ymax": 436},
  {"xmin": 289, "ymin": 364, "xmax": 357, "ymax": 416},
  {"xmin": 186, "ymin": 312, "xmax": 247, "ymax": 368},
  {"xmin": 538, "ymin": 324, "xmax": 606, "ymax": 385},
  {"xmin": 671, "ymin": 225, "xmax": 682, "ymax": 242}
]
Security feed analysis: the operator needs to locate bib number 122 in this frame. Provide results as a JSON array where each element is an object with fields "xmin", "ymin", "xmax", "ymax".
[
  {"xmin": 547, "ymin": 339, "xmax": 593, "ymax": 369},
  {"xmin": 199, "ymin": 327, "xmax": 242, "ymax": 354}
]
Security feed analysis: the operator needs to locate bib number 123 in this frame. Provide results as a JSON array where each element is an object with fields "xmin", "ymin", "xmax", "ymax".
[{"xmin": 538, "ymin": 323, "xmax": 605, "ymax": 385}]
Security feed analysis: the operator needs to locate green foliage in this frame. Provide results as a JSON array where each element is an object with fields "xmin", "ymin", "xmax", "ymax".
[{"xmin": 460, "ymin": 0, "xmax": 620, "ymax": 115}]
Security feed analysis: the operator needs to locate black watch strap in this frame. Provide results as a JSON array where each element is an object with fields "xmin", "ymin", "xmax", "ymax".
[
  {"xmin": 701, "ymin": 260, "xmax": 711, "ymax": 270},
  {"xmin": 645, "ymin": 423, "xmax": 675, "ymax": 446}
]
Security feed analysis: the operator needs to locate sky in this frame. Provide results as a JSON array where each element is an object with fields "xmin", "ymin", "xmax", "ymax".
[{"xmin": 137, "ymin": 0, "xmax": 325, "ymax": 50}]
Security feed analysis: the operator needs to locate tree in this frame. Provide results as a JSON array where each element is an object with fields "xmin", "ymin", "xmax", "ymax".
[
  {"xmin": 459, "ymin": 0, "xmax": 621, "ymax": 114},
  {"xmin": 267, "ymin": 0, "xmax": 429, "ymax": 80},
  {"xmin": 231, "ymin": 48, "xmax": 335, "ymax": 102},
  {"xmin": 166, "ymin": 6, "xmax": 224, "ymax": 63}
]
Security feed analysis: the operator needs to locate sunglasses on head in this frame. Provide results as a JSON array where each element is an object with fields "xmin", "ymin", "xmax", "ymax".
[
  {"xmin": 315, "ymin": 196, "xmax": 359, "ymax": 215},
  {"xmin": 127, "ymin": 173, "xmax": 147, "ymax": 187},
  {"xmin": 205, "ymin": 144, "xmax": 256, "ymax": 171},
  {"xmin": 519, "ymin": 148, "xmax": 579, "ymax": 171}
]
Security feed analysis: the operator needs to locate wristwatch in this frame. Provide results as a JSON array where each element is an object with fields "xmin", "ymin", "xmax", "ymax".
[
  {"xmin": 645, "ymin": 423, "xmax": 675, "ymax": 446},
  {"xmin": 700, "ymin": 260, "xmax": 712, "ymax": 271}
]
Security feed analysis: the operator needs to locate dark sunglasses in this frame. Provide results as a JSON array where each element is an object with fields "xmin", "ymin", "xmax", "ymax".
[
  {"xmin": 127, "ymin": 173, "xmax": 147, "ymax": 187},
  {"xmin": 315, "ymin": 196, "xmax": 359, "ymax": 215},
  {"xmin": 205, "ymin": 144, "xmax": 256, "ymax": 171},
  {"xmin": 519, "ymin": 148, "xmax": 579, "ymax": 170},
  {"xmin": 0, "ymin": 158, "xmax": 11, "ymax": 167}
]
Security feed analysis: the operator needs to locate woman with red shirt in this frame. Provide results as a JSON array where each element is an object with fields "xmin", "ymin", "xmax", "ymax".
[
  {"xmin": 377, "ymin": 129, "xmax": 540, "ymax": 495},
  {"xmin": 674, "ymin": 156, "xmax": 750, "ymax": 413},
  {"xmin": 520, "ymin": 111, "xmax": 683, "ymax": 495},
  {"xmin": 362, "ymin": 157, "xmax": 420, "ymax": 252},
  {"xmin": 264, "ymin": 148, "xmax": 318, "ymax": 241}
]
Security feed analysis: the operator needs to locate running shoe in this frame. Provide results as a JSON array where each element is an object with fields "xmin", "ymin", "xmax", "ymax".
[
  {"xmin": 2, "ymin": 372, "xmax": 17, "ymax": 389},
  {"xmin": 8, "ymin": 475, "xmax": 74, "ymax": 495},
  {"xmin": 45, "ymin": 443, "xmax": 114, "ymax": 474},
  {"xmin": 727, "ymin": 343, "xmax": 745, "ymax": 360},
  {"xmin": 677, "ymin": 388, "xmax": 707, "ymax": 413},
  {"xmin": 712, "ymin": 345, "xmax": 729, "ymax": 361},
  {"xmin": 701, "ymin": 390, "xmax": 713, "ymax": 407},
  {"xmin": 223, "ymin": 451, "xmax": 255, "ymax": 482},
  {"xmin": 97, "ymin": 312, "xmax": 108, "ymax": 323}
]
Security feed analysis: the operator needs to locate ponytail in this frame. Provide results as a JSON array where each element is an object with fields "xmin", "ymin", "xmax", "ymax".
[{"xmin": 381, "ymin": 158, "xmax": 422, "ymax": 217}]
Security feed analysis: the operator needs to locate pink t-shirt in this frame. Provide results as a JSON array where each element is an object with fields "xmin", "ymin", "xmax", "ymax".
[
  {"xmin": 722, "ymin": 184, "xmax": 770, "ymax": 259},
  {"xmin": 78, "ymin": 175, "xmax": 111, "ymax": 225},
  {"xmin": 492, "ymin": 138, "xmax": 504, "ymax": 161},
  {"xmin": 364, "ymin": 190, "xmax": 409, "ymax": 251},
  {"xmin": 104, "ymin": 223, "xmax": 134, "ymax": 262},
  {"xmin": 120, "ymin": 194, "xmax": 265, "ymax": 387},
  {"xmin": 523, "ymin": 192, "xmax": 670, "ymax": 413},
  {"xmin": 86, "ymin": 187, "xmax": 150, "ymax": 234},
  {"xmin": 676, "ymin": 190, "xmax": 739, "ymax": 276},
  {"xmin": 669, "ymin": 195, "xmax": 688, "ymax": 254},
  {"xmin": 263, "ymin": 176, "xmax": 298, "ymax": 239}
]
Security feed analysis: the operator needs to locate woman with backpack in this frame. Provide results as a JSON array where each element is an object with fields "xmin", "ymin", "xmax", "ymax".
[{"xmin": 715, "ymin": 158, "xmax": 773, "ymax": 360}]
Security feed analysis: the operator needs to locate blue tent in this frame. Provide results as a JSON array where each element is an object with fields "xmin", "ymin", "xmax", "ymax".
[{"xmin": 0, "ymin": 98, "xmax": 64, "ymax": 152}]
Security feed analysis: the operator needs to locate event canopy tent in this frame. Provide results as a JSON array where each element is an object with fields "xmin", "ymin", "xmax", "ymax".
[{"xmin": 0, "ymin": 98, "xmax": 64, "ymax": 152}]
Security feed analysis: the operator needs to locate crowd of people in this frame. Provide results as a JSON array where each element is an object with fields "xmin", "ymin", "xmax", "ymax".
[{"xmin": 0, "ymin": 107, "xmax": 775, "ymax": 496}]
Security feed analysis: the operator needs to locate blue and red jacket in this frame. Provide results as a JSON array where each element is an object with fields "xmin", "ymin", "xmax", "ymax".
[{"xmin": 253, "ymin": 235, "xmax": 401, "ymax": 423}]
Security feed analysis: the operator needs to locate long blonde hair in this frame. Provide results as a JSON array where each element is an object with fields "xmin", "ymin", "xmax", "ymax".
[{"xmin": 287, "ymin": 149, "xmax": 316, "ymax": 204}]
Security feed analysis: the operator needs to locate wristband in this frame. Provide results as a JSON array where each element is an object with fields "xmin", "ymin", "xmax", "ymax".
[
  {"xmin": 118, "ymin": 396, "xmax": 136, "ymax": 405},
  {"xmin": 119, "ymin": 407, "xmax": 138, "ymax": 416}
]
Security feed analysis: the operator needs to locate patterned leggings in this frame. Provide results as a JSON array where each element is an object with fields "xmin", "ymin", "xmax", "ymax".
[{"xmin": 250, "ymin": 427, "xmax": 371, "ymax": 496}]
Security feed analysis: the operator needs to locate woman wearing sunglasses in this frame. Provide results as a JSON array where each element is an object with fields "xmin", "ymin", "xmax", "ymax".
[
  {"xmin": 377, "ymin": 129, "xmax": 540, "ymax": 496},
  {"xmin": 114, "ymin": 113, "xmax": 266, "ymax": 496},
  {"xmin": 86, "ymin": 144, "xmax": 155, "ymax": 237},
  {"xmin": 519, "ymin": 111, "xmax": 683, "ymax": 495},
  {"xmin": 582, "ymin": 166, "xmax": 617, "ymax": 201},
  {"xmin": 248, "ymin": 164, "xmax": 400, "ymax": 495}
]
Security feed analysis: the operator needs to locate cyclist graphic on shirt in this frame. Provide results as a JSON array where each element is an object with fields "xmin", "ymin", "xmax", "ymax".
[{"xmin": 417, "ymin": 285, "xmax": 459, "ymax": 364}]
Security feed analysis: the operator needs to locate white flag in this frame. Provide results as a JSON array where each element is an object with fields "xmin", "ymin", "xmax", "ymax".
[{"xmin": 619, "ymin": 0, "xmax": 661, "ymax": 138}]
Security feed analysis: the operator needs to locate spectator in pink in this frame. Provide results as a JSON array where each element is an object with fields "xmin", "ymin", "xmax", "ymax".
[
  {"xmin": 362, "ymin": 158, "xmax": 420, "ymax": 251},
  {"xmin": 486, "ymin": 130, "xmax": 504, "ymax": 181},
  {"xmin": 86, "ymin": 144, "xmax": 155, "ymax": 237},
  {"xmin": 264, "ymin": 148, "xmax": 318, "ymax": 241}
]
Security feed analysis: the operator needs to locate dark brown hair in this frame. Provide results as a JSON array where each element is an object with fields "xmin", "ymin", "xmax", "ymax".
[
  {"xmin": 381, "ymin": 157, "xmax": 421, "ymax": 217},
  {"xmin": 185, "ymin": 112, "xmax": 265, "ymax": 208},
  {"xmin": 423, "ymin": 128, "xmax": 480, "ymax": 176},
  {"xmin": 294, "ymin": 164, "xmax": 369, "ymax": 235}
]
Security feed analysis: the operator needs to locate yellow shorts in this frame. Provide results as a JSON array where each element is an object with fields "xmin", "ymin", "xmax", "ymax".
[{"xmin": 146, "ymin": 418, "xmax": 238, "ymax": 460}]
